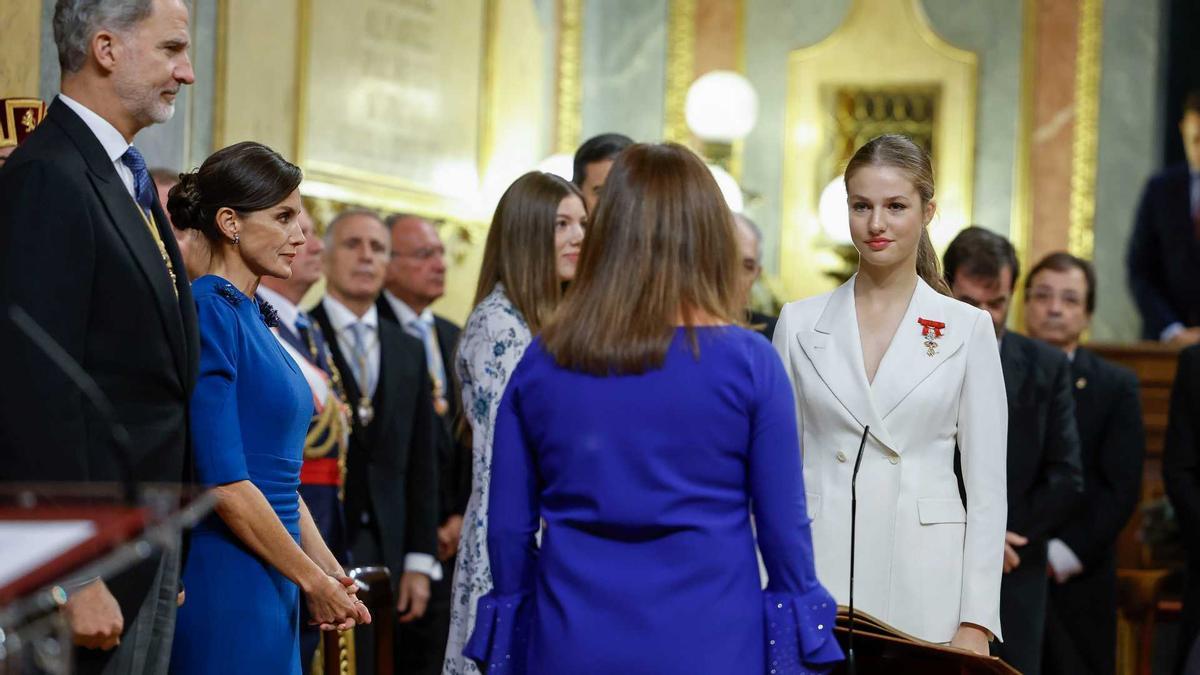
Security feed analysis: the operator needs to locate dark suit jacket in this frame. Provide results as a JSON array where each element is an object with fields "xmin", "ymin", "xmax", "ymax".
[
  {"xmin": 0, "ymin": 100, "xmax": 199, "ymax": 646},
  {"xmin": 747, "ymin": 310, "xmax": 778, "ymax": 343},
  {"xmin": 1164, "ymin": 345, "xmax": 1200, "ymax": 672},
  {"xmin": 0, "ymin": 98, "xmax": 198, "ymax": 484},
  {"xmin": 990, "ymin": 331, "xmax": 1083, "ymax": 675},
  {"xmin": 1126, "ymin": 163, "xmax": 1200, "ymax": 339},
  {"xmin": 376, "ymin": 296, "xmax": 471, "ymax": 523},
  {"xmin": 310, "ymin": 302, "xmax": 438, "ymax": 585},
  {"xmin": 1044, "ymin": 347, "xmax": 1144, "ymax": 675},
  {"xmin": 1001, "ymin": 331, "xmax": 1084, "ymax": 542}
]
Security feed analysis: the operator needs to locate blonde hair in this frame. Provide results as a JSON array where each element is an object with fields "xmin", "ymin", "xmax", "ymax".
[{"xmin": 844, "ymin": 134, "xmax": 950, "ymax": 295}]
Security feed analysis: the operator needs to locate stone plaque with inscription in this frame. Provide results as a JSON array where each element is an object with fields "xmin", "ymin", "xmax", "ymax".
[{"xmin": 299, "ymin": 0, "xmax": 486, "ymax": 212}]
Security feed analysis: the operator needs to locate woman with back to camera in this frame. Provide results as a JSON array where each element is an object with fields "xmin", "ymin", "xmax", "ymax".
[
  {"xmin": 463, "ymin": 143, "xmax": 843, "ymax": 674},
  {"xmin": 167, "ymin": 142, "xmax": 369, "ymax": 674},
  {"xmin": 443, "ymin": 171, "xmax": 586, "ymax": 675},
  {"xmin": 773, "ymin": 134, "xmax": 1007, "ymax": 652}
]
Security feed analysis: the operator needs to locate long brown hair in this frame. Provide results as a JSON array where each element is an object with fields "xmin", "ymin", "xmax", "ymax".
[
  {"xmin": 472, "ymin": 171, "xmax": 584, "ymax": 332},
  {"xmin": 843, "ymin": 134, "xmax": 951, "ymax": 295},
  {"xmin": 541, "ymin": 142, "xmax": 742, "ymax": 375}
]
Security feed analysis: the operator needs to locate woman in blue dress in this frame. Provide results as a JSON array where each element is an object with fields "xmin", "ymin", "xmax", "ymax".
[
  {"xmin": 464, "ymin": 144, "xmax": 843, "ymax": 674},
  {"xmin": 444, "ymin": 171, "xmax": 586, "ymax": 674},
  {"xmin": 167, "ymin": 142, "xmax": 369, "ymax": 674}
]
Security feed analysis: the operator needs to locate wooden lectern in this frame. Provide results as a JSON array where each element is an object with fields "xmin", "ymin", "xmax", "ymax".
[{"xmin": 833, "ymin": 607, "xmax": 1020, "ymax": 675}]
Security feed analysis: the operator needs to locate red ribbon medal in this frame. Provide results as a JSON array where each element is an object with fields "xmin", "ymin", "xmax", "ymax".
[{"xmin": 917, "ymin": 318, "xmax": 945, "ymax": 356}]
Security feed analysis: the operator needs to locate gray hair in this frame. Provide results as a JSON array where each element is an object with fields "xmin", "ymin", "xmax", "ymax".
[
  {"xmin": 54, "ymin": 0, "xmax": 155, "ymax": 73},
  {"xmin": 324, "ymin": 208, "xmax": 385, "ymax": 247},
  {"xmin": 733, "ymin": 212, "xmax": 763, "ymax": 261}
]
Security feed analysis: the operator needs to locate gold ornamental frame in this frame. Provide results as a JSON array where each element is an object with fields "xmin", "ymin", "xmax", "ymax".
[{"xmin": 779, "ymin": 0, "xmax": 978, "ymax": 302}]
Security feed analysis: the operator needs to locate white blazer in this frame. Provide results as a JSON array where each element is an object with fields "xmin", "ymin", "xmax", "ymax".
[{"xmin": 773, "ymin": 275, "xmax": 1007, "ymax": 643}]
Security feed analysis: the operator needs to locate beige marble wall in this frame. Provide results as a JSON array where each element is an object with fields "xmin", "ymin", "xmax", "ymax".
[{"xmin": 0, "ymin": 0, "xmax": 41, "ymax": 98}]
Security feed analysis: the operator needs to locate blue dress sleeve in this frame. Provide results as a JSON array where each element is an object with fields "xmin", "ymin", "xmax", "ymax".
[
  {"xmin": 750, "ymin": 341, "xmax": 844, "ymax": 673},
  {"xmin": 463, "ymin": 356, "xmax": 537, "ymax": 672},
  {"xmin": 189, "ymin": 296, "xmax": 250, "ymax": 486}
]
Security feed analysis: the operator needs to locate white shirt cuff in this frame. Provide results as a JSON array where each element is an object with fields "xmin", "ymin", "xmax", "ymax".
[
  {"xmin": 1161, "ymin": 322, "xmax": 1186, "ymax": 342},
  {"xmin": 1047, "ymin": 538, "xmax": 1084, "ymax": 583},
  {"xmin": 404, "ymin": 553, "xmax": 443, "ymax": 581}
]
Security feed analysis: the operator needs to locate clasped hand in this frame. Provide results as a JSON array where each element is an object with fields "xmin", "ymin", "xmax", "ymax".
[{"xmin": 305, "ymin": 573, "xmax": 371, "ymax": 632}]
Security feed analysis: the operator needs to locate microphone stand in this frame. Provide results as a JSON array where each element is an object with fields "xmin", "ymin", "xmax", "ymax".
[
  {"xmin": 8, "ymin": 305, "xmax": 139, "ymax": 505},
  {"xmin": 848, "ymin": 425, "xmax": 870, "ymax": 675}
]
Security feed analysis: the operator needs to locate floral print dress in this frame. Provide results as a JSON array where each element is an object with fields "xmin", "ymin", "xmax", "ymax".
[{"xmin": 443, "ymin": 284, "xmax": 533, "ymax": 675}]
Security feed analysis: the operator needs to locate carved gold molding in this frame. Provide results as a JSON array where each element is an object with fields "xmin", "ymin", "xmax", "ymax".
[
  {"xmin": 663, "ymin": 0, "xmax": 696, "ymax": 144},
  {"xmin": 1009, "ymin": 0, "xmax": 1037, "ymax": 328},
  {"xmin": 555, "ymin": 0, "xmax": 583, "ymax": 153},
  {"xmin": 1069, "ymin": 0, "xmax": 1103, "ymax": 260},
  {"xmin": 211, "ymin": 0, "xmax": 229, "ymax": 150}
]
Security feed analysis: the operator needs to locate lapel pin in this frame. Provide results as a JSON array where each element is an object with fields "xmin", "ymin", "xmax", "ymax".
[
  {"xmin": 917, "ymin": 318, "xmax": 945, "ymax": 357},
  {"xmin": 1075, "ymin": 377, "xmax": 1087, "ymax": 390}
]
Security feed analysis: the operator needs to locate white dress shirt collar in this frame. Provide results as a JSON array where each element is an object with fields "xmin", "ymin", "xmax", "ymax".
[
  {"xmin": 256, "ymin": 286, "xmax": 302, "ymax": 332},
  {"xmin": 322, "ymin": 295, "xmax": 378, "ymax": 333},
  {"xmin": 383, "ymin": 289, "xmax": 433, "ymax": 328},
  {"xmin": 58, "ymin": 94, "xmax": 130, "ymax": 161},
  {"xmin": 57, "ymin": 94, "xmax": 135, "ymax": 199}
]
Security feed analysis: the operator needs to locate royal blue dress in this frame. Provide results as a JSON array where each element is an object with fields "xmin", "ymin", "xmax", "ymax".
[
  {"xmin": 171, "ymin": 276, "xmax": 313, "ymax": 675},
  {"xmin": 464, "ymin": 327, "xmax": 844, "ymax": 674}
]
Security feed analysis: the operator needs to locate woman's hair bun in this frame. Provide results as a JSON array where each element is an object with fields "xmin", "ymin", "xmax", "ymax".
[{"xmin": 166, "ymin": 170, "xmax": 205, "ymax": 233}]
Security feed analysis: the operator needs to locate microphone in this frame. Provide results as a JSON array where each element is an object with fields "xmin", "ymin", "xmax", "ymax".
[
  {"xmin": 8, "ymin": 305, "xmax": 139, "ymax": 504},
  {"xmin": 847, "ymin": 425, "xmax": 870, "ymax": 675}
]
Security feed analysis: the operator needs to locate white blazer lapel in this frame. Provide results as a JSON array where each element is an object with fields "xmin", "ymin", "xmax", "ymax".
[
  {"xmin": 797, "ymin": 278, "xmax": 898, "ymax": 453},
  {"xmin": 871, "ymin": 279, "xmax": 966, "ymax": 420}
]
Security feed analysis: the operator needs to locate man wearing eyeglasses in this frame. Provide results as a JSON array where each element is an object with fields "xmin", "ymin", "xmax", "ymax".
[
  {"xmin": 1025, "ymin": 252, "xmax": 1144, "ymax": 675},
  {"xmin": 376, "ymin": 213, "xmax": 471, "ymax": 674}
]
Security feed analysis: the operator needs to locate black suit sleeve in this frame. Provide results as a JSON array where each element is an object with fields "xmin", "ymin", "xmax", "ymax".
[
  {"xmin": 0, "ymin": 161, "xmax": 94, "ymax": 480},
  {"xmin": 1060, "ymin": 370, "xmax": 1146, "ymax": 568},
  {"xmin": 1020, "ymin": 352, "xmax": 1085, "ymax": 542},
  {"xmin": 405, "ymin": 358, "xmax": 439, "ymax": 559},
  {"xmin": 1165, "ymin": 348, "xmax": 1200, "ymax": 548},
  {"xmin": 1126, "ymin": 177, "xmax": 1178, "ymax": 338}
]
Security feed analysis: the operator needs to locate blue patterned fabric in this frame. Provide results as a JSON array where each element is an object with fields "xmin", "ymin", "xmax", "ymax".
[
  {"xmin": 444, "ymin": 285, "xmax": 532, "ymax": 675},
  {"xmin": 465, "ymin": 327, "xmax": 843, "ymax": 674},
  {"xmin": 119, "ymin": 145, "xmax": 154, "ymax": 212}
]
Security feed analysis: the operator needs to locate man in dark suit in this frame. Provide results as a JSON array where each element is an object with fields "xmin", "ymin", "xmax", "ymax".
[
  {"xmin": 376, "ymin": 212, "xmax": 471, "ymax": 673},
  {"xmin": 944, "ymin": 227, "xmax": 1083, "ymax": 675},
  {"xmin": 0, "ymin": 2, "xmax": 198, "ymax": 673},
  {"xmin": 732, "ymin": 212, "xmax": 777, "ymax": 342},
  {"xmin": 572, "ymin": 132, "xmax": 633, "ymax": 213},
  {"xmin": 1024, "ymin": 253, "xmax": 1144, "ymax": 675},
  {"xmin": 1165, "ymin": 343, "xmax": 1200, "ymax": 673},
  {"xmin": 1127, "ymin": 90, "xmax": 1200, "ymax": 345},
  {"xmin": 310, "ymin": 209, "xmax": 439, "ymax": 675}
]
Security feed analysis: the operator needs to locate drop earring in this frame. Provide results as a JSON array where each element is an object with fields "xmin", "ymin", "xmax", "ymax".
[{"xmin": 233, "ymin": 233, "xmax": 240, "ymax": 245}]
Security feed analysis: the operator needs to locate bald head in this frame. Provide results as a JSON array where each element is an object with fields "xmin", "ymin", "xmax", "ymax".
[{"xmin": 384, "ymin": 213, "xmax": 447, "ymax": 314}]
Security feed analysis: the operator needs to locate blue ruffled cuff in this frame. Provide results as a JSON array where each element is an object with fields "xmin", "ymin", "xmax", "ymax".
[
  {"xmin": 764, "ymin": 586, "xmax": 844, "ymax": 674},
  {"xmin": 463, "ymin": 590, "xmax": 532, "ymax": 673}
]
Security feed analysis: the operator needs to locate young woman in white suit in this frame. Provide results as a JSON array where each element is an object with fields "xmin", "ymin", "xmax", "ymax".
[{"xmin": 773, "ymin": 134, "xmax": 1007, "ymax": 654}]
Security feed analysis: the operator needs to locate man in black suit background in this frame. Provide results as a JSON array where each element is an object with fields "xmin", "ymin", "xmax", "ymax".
[
  {"xmin": 571, "ymin": 132, "xmax": 633, "ymax": 213},
  {"xmin": 1024, "ymin": 253, "xmax": 1144, "ymax": 675},
  {"xmin": 0, "ymin": 2, "xmax": 198, "ymax": 673},
  {"xmin": 732, "ymin": 212, "xmax": 777, "ymax": 342},
  {"xmin": 310, "ymin": 209, "xmax": 439, "ymax": 674},
  {"xmin": 1165, "ymin": 343, "xmax": 1200, "ymax": 673},
  {"xmin": 1127, "ymin": 90, "xmax": 1200, "ymax": 346},
  {"xmin": 376, "ymin": 212, "xmax": 471, "ymax": 673},
  {"xmin": 943, "ymin": 227, "xmax": 1083, "ymax": 675}
]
